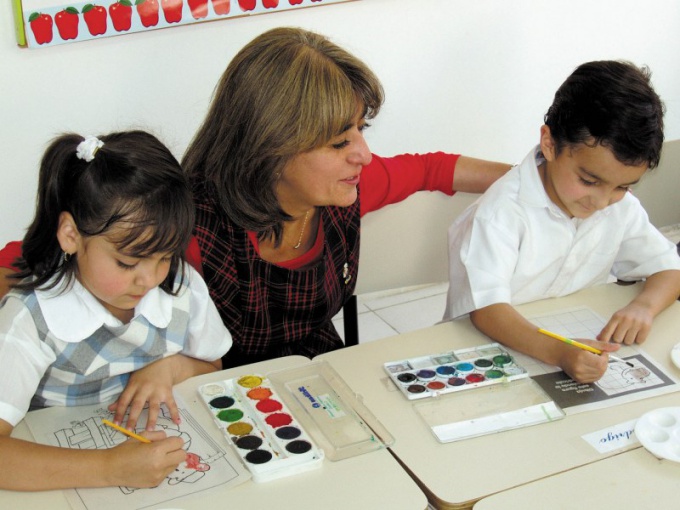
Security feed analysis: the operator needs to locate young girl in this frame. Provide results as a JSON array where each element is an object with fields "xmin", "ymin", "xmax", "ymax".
[{"xmin": 0, "ymin": 131, "xmax": 232, "ymax": 491}]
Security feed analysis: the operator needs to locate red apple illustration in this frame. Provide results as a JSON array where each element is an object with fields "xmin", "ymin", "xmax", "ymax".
[
  {"xmin": 55, "ymin": 7, "xmax": 79, "ymax": 40},
  {"xmin": 188, "ymin": 0, "xmax": 208, "ymax": 18},
  {"xmin": 82, "ymin": 4, "xmax": 108, "ymax": 35},
  {"xmin": 288, "ymin": 0, "xmax": 302, "ymax": 5},
  {"xmin": 161, "ymin": 0, "xmax": 183, "ymax": 23},
  {"xmin": 29, "ymin": 12, "xmax": 53, "ymax": 45},
  {"xmin": 109, "ymin": 0, "xmax": 132, "ymax": 31},
  {"xmin": 136, "ymin": 0, "xmax": 159, "ymax": 27},
  {"xmin": 238, "ymin": 0, "xmax": 255, "ymax": 11},
  {"xmin": 211, "ymin": 0, "xmax": 230, "ymax": 14},
  {"xmin": 262, "ymin": 0, "xmax": 278, "ymax": 7}
]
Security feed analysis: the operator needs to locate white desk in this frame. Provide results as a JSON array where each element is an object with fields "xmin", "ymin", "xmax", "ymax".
[
  {"xmin": 1, "ymin": 355, "xmax": 428, "ymax": 510},
  {"xmin": 316, "ymin": 283, "xmax": 680, "ymax": 509},
  {"xmin": 474, "ymin": 447, "xmax": 680, "ymax": 509}
]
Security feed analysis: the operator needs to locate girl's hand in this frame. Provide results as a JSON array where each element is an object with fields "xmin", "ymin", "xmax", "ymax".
[
  {"xmin": 558, "ymin": 339, "xmax": 620, "ymax": 384},
  {"xmin": 598, "ymin": 303, "xmax": 653, "ymax": 345},
  {"xmin": 104, "ymin": 430, "xmax": 186, "ymax": 488},
  {"xmin": 108, "ymin": 356, "xmax": 181, "ymax": 431}
]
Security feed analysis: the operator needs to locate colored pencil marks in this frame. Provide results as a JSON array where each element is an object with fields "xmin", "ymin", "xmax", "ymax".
[
  {"xmin": 53, "ymin": 406, "xmax": 217, "ymax": 491},
  {"xmin": 523, "ymin": 307, "xmax": 680, "ymax": 414},
  {"xmin": 23, "ymin": 400, "xmax": 246, "ymax": 510}
]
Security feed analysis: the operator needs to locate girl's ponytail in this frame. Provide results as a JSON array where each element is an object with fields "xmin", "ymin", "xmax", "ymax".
[{"xmin": 16, "ymin": 134, "xmax": 88, "ymax": 289}]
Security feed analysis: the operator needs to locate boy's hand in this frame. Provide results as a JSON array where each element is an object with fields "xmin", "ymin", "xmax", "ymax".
[
  {"xmin": 558, "ymin": 339, "xmax": 620, "ymax": 384},
  {"xmin": 105, "ymin": 430, "xmax": 186, "ymax": 488},
  {"xmin": 598, "ymin": 302, "xmax": 653, "ymax": 345},
  {"xmin": 108, "ymin": 356, "xmax": 181, "ymax": 432}
]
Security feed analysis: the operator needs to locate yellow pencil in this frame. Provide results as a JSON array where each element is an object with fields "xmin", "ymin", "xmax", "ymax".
[
  {"xmin": 537, "ymin": 328, "xmax": 633, "ymax": 367},
  {"xmin": 102, "ymin": 419, "xmax": 151, "ymax": 443}
]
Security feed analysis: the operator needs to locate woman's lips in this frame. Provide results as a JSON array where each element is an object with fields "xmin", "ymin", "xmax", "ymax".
[{"xmin": 341, "ymin": 175, "xmax": 360, "ymax": 186}]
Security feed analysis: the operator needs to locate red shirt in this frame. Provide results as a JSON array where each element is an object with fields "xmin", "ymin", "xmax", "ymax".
[{"xmin": 0, "ymin": 241, "xmax": 21, "ymax": 270}]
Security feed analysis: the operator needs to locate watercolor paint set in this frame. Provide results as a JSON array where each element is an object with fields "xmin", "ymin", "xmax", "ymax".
[
  {"xmin": 384, "ymin": 343, "xmax": 530, "ymax": 400},
  {"xmin": 198, "ymin": 374, "xmax": 324, "ymax": 482},
  {"xmin": 384, "ymin": 344, "xmax": 564, "ymax": 443},
  {"xmin": 199, "ymin": 361, "xmax": 394, "ymax": 481}
]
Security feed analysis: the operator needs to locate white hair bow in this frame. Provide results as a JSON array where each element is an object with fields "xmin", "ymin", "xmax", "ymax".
[{"xmin": 76, "ymin": 136, "xmax": 104, "ymax": 162}]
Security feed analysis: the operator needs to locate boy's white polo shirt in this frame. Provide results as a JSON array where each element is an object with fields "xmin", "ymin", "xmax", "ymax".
[{"xmin": 445, "ymin": 145, "xmax": 680, "ymax": 320}]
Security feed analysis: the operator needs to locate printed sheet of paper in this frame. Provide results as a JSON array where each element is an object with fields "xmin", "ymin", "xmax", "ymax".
[
  {"xmin": 511, "ymin": 307, "xmax": 680, "ymax": 414},
  {"xmin": 23, "ymin": 394, "xmax": 249, "ymax": 510}
]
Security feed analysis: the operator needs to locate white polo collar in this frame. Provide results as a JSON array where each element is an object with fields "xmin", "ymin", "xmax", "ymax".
[{"xmin": 35, "ymin": 277, "xmax": 173, "ymax": 342}]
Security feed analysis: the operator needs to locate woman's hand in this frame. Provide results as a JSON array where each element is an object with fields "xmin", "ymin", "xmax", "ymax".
[{"xmin": 0, "ymin": 268, "xmax": 15, "ymax": 300}]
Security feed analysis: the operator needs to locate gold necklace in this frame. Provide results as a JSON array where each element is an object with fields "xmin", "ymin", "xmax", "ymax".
[{"xmin": 293, "ymin": 210, "xmax": 310, "ymax": 249}]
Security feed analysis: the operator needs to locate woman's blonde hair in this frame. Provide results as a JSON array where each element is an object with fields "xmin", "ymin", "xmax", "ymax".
[{"xmin": 183, "ymin": 27, "xmax": 384, "ymax": 242}]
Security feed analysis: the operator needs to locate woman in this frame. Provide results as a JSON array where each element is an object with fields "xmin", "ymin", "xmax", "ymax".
[
  {"xmin": 1, "ymin": 27, "xmax": 508, "ymax": 368},
  {"xmin": 181, "ymin": 27, "xmax": 509, "ymax": 367}
]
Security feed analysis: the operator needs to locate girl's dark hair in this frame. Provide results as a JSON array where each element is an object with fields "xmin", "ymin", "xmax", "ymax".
[
  {"xmin": 13, "ymin": 130, "xmax": 195, "ymax": 294},
  {"xmin": 544, "ymin": 60, "xmax": 665, "ymax": 168},
  {"xmin": 182, "ymin": 27, "xmax": 384, "ymax": 244}
]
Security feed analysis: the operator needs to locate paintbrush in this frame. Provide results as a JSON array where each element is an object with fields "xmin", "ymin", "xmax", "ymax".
[{"xmin": 537, "ymin": 328, "xmax": 635, "ymax": 367}]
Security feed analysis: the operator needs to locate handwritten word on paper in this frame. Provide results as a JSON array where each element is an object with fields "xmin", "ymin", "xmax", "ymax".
[{"xmin": 582, "ymin": 419, "xmax": 639, "ymax": 453}]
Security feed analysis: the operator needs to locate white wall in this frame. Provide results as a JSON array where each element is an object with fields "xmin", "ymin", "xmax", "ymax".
[{"xmin": 2, "ymin": 0, "xmax": 679, "ymax": 293}]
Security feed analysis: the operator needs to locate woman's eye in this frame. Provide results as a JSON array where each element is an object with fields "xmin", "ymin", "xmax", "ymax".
[
  {"xmin": 116, "ymin": 260, "xmax": 136, "ymax": 270},
  {"xmin": 579, "ymin": 177, "xmax": 597, "ymax": 186},
  {"xmin": 332, "ymin": 140, "xmax": 350, "ymax": 150},
  {"xmin": 331, "ymin": 122, "xmax": 371, "ymax": 150}
]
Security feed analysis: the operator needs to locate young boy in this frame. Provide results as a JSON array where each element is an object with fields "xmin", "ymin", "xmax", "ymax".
[{"xmin": 444, "ymin": 60, "xmax": 680, "ymax": 384}]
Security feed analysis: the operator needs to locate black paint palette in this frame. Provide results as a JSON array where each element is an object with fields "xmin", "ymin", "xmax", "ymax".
[
  {"xmin": 384, "ymin": 343, "xmax": 529, "ymax": 400},
  {"xmin": 198, "ymin": 375, "xmax": 324, "ymax": 482}
]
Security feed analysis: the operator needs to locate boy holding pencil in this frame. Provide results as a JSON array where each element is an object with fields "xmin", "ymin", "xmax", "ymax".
[{"xmin": 444, "ymin": 60, "xmax": 680, "ymax": 383}]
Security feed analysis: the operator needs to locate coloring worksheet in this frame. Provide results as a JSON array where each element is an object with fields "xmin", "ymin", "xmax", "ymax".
[
  {"xmin": 23, "ymin": 395, "xmax": 249, "ymax": 510},
  {"xmin": 513, "ymin": 307, "xmax": 680, "ymax": 414}
]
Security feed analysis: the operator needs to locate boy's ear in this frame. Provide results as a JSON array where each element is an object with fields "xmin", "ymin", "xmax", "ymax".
[
  {"xmin": 56, "ymin": 212, "xmax": 81, "ymax": 255},
  {"xmin": 539, "ymin": 125, "xmax": 557, "ymax": 161}
]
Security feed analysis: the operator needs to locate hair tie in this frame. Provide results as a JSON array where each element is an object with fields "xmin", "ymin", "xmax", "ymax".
[{"xmin": 76, "ymin": 136, "xmax": 104, "ymax": 162}]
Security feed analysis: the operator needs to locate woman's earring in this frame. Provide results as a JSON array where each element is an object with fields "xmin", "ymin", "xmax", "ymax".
[{"xmin": 63, "ymin": 252, "xmax": 71, "ymax": 263}]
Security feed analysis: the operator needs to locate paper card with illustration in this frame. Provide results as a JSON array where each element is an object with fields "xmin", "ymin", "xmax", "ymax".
[
  {"xmin": 23, "ymin": 395, "xmax": 249, "ymax": 510},
  {"xmin": 511, "ymin": 306, "xmax": 680, "ymax": 414},
  {"xmin": 13, "ymin": 0, "xmax": 356, "ymax": 49}
]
